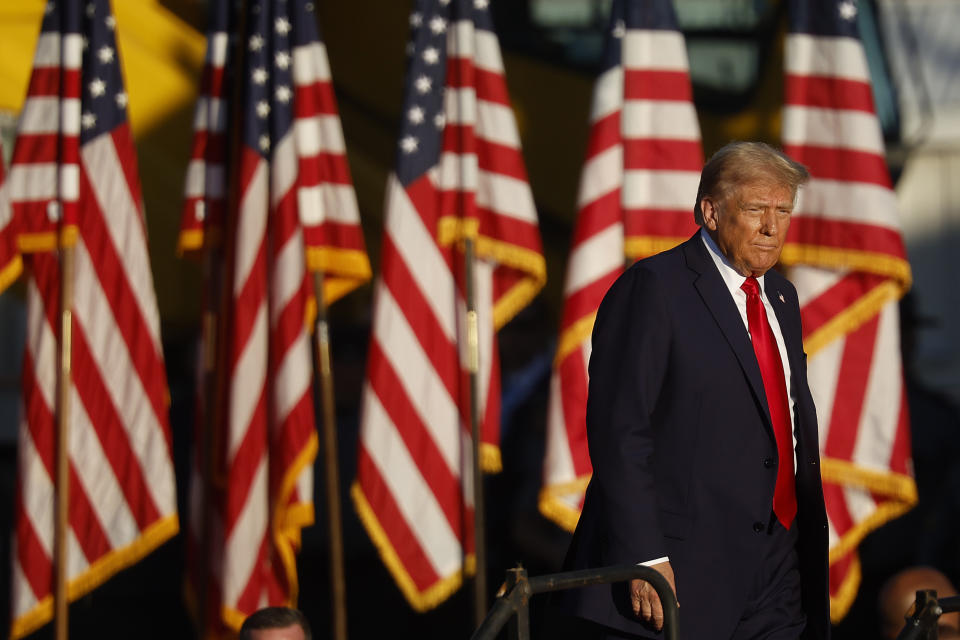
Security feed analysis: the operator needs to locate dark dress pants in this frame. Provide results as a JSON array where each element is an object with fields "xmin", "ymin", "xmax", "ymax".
[
  {"xmin": 550, "ymin": 513, "xmax": 806, "ymax": 640},
  {"xmin": 728, "ymin": 513, "xmax": 806, "ymax": 640}
]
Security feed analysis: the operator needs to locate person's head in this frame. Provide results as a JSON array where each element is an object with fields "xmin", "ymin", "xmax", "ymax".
[
  {"xmin": 239, "ymin": 607, "xmax": 311, "ymax": 640},
  {"xmin": 694, "ymin": 141, "xmax": 809, "ymax": 277},
  {"xmin": 879, "ymin": 567, "xmax": 960, "ymax": 640}
]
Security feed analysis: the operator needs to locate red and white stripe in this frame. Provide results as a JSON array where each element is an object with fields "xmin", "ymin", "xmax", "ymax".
[
  {"xmin": 356, "ymin": 174, "xmax": 478, "ymax": 610},
  {"xmin": 216, "ymin": 139, "xmax": 318, "ymax": 627},
  {"xmin": 179, "ymin": 29, "xmax": 228, "ymax": 252},
  {"xmin": 10, "ymin": 22, "xmax": 177, "ymax": 640},
  {"xmin": 8, "ymin": 31, "xmax": 82, "ymax": 246},
  {"xmin": 353, "ymin": 14, "xmax": 545, "ymax": 611},
  {"xmin": 283, "ymin": 39, "xmax": 370, "ymax": 296},
  {"xmin": 540, "ymin": 17, "xmax": 702, "ymax": 532},
  {"xmin": 783, "ymin": 28, "xmax": 915, "ymax": 621}
]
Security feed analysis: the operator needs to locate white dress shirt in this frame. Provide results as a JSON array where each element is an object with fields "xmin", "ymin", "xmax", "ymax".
[{"xmin": 700, "ymin": 228, "xmax": 798, "ymax": 462}]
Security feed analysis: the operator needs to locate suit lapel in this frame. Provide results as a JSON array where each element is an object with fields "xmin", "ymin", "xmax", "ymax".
[
  {"xmin": 682, "ymin": 235, "xmax": 773, "ymax": 431},
  {"xmin": 766, "ymin": 271, "xmax": 813, "ymax": 454},
  {"xmin": 765, "ymin": 273, "xmax": 804, "ymax": 395}
]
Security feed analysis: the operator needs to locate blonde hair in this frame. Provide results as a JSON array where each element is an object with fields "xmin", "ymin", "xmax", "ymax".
[{"xmin": 693, "ymin": 141, "xmax": 810, "ymax": 225}]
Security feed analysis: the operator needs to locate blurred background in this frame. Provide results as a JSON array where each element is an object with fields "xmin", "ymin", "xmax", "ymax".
[{"xmin": 0, "ymin": 0, "xmax": 959, "ymax": 637}]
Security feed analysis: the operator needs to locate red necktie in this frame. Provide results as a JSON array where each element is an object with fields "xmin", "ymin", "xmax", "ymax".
[{"xmin": 741, "ymin": 276, "xmax": 797, "ymax": 529}]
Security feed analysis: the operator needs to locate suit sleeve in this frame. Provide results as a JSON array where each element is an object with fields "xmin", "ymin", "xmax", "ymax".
[{"xmin": 586, "ymin": 263, "xmax": 672, "ymax": 566}]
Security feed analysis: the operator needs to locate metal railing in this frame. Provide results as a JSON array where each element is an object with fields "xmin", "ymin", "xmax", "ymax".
[
  {"xmin": 470, "ymin": 564, "xmax": 679, "ymax": 640},
  {"xmin": 897, "ymin": 589, "xmax": 960, "ymax": 640}
]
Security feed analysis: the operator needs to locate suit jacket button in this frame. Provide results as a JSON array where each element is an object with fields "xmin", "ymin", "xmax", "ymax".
[
  {"xmin": 763, "ymin": 458, "xmax": 773, "ymax": 468},
  {"xmin": 753, "ymin": 522, "xmax": 764, "ymax": 533}
]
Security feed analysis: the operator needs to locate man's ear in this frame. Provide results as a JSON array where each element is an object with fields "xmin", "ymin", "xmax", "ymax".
[{"xmin": 700, "ymin": 197, "xmax": 719, "ymax": 231}]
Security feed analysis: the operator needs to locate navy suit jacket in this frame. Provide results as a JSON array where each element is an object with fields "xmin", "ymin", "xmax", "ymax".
[{"xmin": 557, "ymin": 233, "xmax": 830, "ymax": 639}]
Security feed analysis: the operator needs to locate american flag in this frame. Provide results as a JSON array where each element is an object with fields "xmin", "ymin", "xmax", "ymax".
[
  {"xmin": 6, "ymin": 1, "xmax": 178, "ymax": 638},
  {"xmin": 180, "ymin": 0, "xmax": 371, "ymax": 632},
  {"xmin": 539, "ymin": 0, "xmax": 702, "ymax": 532},
  {"xmin": 782, "ymin": 0, "xmax": 915, "ymax": 621},
  {"xmin": 352, "ymin": 0, "xmax": 545, "ymax": 610}
]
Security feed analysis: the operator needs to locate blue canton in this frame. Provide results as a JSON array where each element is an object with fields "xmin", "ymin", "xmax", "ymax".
[
  {"xmin": 40, "ymin": 0, "xmax": 129, "ymax": 144},
  {"xmin": 244, "ymin": 0, "xmax": 296, "ymax": 159}
]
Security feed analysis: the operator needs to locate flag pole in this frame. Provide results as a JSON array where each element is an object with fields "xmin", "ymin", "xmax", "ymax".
[
  {"xmin": 54, "ymin": 241, "xmax": 75, "ymax": 640},
  {"xmin": 463, "ymin": 236, "xmax": 487, "ymax": 625},
  {"xmin": 197, "ymin": 247, "xmax": 223, "ymax": 639},
  {"xmin": 311, "ymin": 272, "xmax": 349, "ymax": 640}
]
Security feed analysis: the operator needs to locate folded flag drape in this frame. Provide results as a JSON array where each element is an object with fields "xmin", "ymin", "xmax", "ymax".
[
  {"xmin": 178, "ymin": 0, "xmax": 370, "ymax": 632},
  {"xmin": 352, "ymin": 0, "xmax": 546, "ymax": 611},
  {"xmin": 539, "ymin": 0, "xmax": 703, "ymax": 534}
]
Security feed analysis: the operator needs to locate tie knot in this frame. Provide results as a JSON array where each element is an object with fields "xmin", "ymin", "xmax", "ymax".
[{"xmin": 741, "ymin": 276, "xmax": 760, "ymax": 297}]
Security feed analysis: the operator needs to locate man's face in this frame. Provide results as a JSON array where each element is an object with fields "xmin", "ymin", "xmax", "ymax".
[
  {"xmin": 700, "ymin": 178, "xmax": 794, "ymax": 277},
  {"xmin": 247, "ymin": 625, "xmax": 306, "ymax": 640}
]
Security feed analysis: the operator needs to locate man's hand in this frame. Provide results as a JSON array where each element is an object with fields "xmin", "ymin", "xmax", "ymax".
[{"xmin": 630, "ymin": 561, "xmax": 677, "ymax": 631}]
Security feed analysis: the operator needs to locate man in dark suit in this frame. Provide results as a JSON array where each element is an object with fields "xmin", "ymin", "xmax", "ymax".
[{"xmin": 558, "ymin": 142, "xmax": 829, "ymax": 639}]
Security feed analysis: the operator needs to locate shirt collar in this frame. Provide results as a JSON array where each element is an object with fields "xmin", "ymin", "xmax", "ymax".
[{"xmin": 699, "ymin": 227, "xmax": 766, "ymax": 297}]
